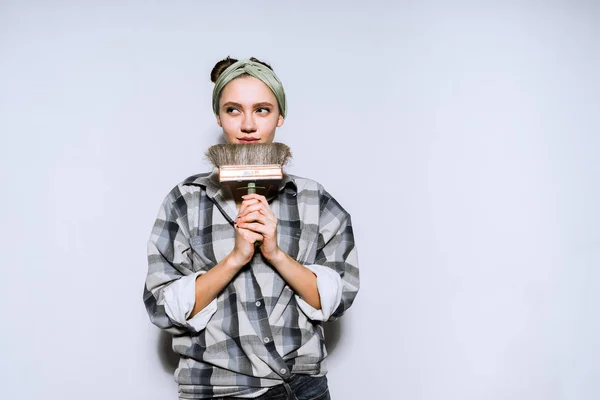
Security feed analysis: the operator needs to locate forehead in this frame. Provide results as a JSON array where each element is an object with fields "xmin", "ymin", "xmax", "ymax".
[{"xmin": 219, "ymin": 76, "xmax": 277, "ymax": 105}]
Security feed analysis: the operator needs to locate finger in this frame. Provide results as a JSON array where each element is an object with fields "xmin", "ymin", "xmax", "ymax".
[
  {"xmin": 242, "ymin": 195, "xmax": 275, "ymax": 219},
  {"xmin": 236, "ymin": 226, "xmax": 264, "ymax": 243},
  {"xmin": 240, "ymin": 209, "xmax": 278, "ymax": 228},
  {"xmin": 237, "ymin": 199, "xmax": 260, "ymax": 217},
  {"xmin": 238, "ymin": 219, "xmax": 271, "ymax": 233},
  {"xmin": 240, "ymin": 198, "xmax": 260, "ymax": 208},
  {"xmin": 239, "ymin": 211, "xmax": 267, "ymax": 224},
  {"xmin": 238, "ymin": 204, "xmax": 276, "ymax": 225},
  {"xmin": 237, "ymin": 203, "xmax": 265, "ymax": 219},
  {"xmin": 241, "ymin": 193, "xmax": 266, "ymax": 201},
  {"xmin": 242, "ymin": 194, "xmax": 270, "ymax": 209},
  {"xmin": 238, "ymin": 222, "xmax": 271, "ymax": 236}
]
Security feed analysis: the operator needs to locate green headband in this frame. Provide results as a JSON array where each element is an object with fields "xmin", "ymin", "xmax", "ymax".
[{"xmin": 212, "ymin": 59, "xmax": 287, "ymax": 118}]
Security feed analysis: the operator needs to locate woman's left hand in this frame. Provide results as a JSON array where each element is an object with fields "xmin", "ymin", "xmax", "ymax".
[{"xmin": 236, "ymin": 193, "xmax": 281, "ymax": 262}]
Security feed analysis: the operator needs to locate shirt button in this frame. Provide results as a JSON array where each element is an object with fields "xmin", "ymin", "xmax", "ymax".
[
  {"xmin": 263, "ymin": 337, "xmax": 270, "ymax": 343},
  {"xmin": 280, "ymin": 368, "xmax": 287, "ymax": 374},
  {"xmin": 255, "ymin": 301, "xmax": 261, "ymax": 307}
]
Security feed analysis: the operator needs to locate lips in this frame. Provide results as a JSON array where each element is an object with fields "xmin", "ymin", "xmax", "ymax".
[{"xmin": 238, "ymin": 138, "xmax": 260, "ymax": 144}]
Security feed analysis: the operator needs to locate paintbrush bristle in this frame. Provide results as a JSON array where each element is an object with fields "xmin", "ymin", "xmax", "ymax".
[{"xmin": 206, "ymin": 142, "xmax": 292, "ymax": 167}]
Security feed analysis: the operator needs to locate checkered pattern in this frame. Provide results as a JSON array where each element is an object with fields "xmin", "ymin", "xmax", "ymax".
[{"xmin": 144, "ymin": 171, "xmax": 359, "ymax": 399}]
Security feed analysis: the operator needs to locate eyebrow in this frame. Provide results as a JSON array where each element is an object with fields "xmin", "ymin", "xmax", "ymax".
[
  {"xmin": 221, "ymin": 102, "xmax": 242, "ymax": 109},
  {"xmin": 221, "ymin": 101, "xmax": 275, "ymax": 109},
  {"xmin": 253, "ymin": 102, "xmax": 274, "ymax": 108}
]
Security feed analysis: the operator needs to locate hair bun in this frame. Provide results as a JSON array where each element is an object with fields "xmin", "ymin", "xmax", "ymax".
[
  {"xmin": 211, "ymin": 56, "xmax": 238, "ymax": 83},
  {"xmin": 210, "ymin": 56, "xmax": 275, "ymax": 83}
]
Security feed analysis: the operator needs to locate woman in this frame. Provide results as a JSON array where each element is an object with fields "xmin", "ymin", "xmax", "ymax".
[{"xmin": 144, "ymin": 57, "xmax": 359, "ymax": 399}]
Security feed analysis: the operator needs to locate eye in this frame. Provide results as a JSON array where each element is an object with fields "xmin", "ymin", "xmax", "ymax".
[
  {"xmin": 226, "ymin": 107, "xmax": 240, "ymax": 114},
  {"xmin": 256, "ymin": 107, "xmax": 270, "ymax": 114}
]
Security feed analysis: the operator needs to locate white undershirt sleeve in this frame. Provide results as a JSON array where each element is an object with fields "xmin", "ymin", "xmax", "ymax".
[
  {"xmin": 162, "ymin": 271, "xmax": 218, "ymax": 333},
  {"xmin": 295, "ymin": 264, "xmax": 343, "ymax": 321}
]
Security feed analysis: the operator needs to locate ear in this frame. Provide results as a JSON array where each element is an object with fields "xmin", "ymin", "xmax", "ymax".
[
  {"xmin": 276, "ymin": 114, "xmax": 284, "ymax": 128},
  {"xmin": 216, "ymin": 114, "xmax": 222, "ymax": 127}
]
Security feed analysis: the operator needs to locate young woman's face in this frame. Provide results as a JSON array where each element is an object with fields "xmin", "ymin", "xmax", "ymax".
[{"xmin": 216, "ymin": 76, "xmax": 284, "ymax": 144}]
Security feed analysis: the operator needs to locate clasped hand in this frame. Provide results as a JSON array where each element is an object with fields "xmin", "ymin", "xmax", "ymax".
[{"xmin": 231, "ymin": 193, "xmax": 280, "ymax": 265}]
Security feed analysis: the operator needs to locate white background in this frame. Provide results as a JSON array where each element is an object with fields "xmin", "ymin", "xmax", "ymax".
[{"xmin": 1, "ymin": 1, "xmax": 599, "ymax": 399}]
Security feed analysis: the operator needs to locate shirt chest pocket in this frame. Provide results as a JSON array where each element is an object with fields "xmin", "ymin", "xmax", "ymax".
[
  {"xmin": 188, "ymin": 232, "xmax": 234, "ymax": 272},
  {"xmin": 277, "ymin": 225, "xmax": 318, "ymax": 264}
]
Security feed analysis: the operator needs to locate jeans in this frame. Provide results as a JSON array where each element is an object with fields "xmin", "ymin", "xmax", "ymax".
[{"xmin": 216, "ymin": 374, "xmax": 330, "ymax": 400}]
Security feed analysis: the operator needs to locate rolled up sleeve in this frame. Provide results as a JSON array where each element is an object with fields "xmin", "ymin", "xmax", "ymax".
[
  {"xmin": 143, "ymin": 190, "xmax": 217, "ymax": 335},
  {"xmin": 163, "ymin": 271, "xmax": 218, "ymax": 332},
  {"xmin": 296, "ymin": 192, "xmax": 359, "ymax": 322}
]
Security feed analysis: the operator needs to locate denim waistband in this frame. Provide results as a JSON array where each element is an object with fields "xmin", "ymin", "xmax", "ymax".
[{"xmin": 218, "ymin": 374, "xmax": 327, "ymax": 400}]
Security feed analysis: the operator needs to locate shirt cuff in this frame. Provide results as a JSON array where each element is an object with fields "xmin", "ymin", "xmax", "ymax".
[
  {"xmin": 295, "ymin": 264, "xmax": 343, "ymax": 321},
  {"xmin": 162, "ymin": 271, "xmax": 217, "ymax": 333}
]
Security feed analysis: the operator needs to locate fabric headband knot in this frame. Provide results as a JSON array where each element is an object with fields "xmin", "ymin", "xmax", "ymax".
[{"xmin": 212, "ymin": 59, "xmax": 287, "ymax": 118}]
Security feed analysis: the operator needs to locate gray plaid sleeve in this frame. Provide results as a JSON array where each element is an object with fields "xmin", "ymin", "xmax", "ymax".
[
  {"xmin": 143, "ymin": 187, "xmax": 197, "ymax": 335},
  {"xmin": 313, "ymin": 190, "xmax": 360, "ymax": 321}
]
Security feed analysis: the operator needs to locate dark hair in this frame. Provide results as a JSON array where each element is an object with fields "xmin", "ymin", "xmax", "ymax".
[{"xmin": 210, "ymin": 56, "xmax": 274, "ymax": 83}]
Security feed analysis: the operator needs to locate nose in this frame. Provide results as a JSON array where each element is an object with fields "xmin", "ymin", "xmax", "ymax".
[{"xmin": 241, "ymin": 113, "xmax": 257, "ymax": 133}]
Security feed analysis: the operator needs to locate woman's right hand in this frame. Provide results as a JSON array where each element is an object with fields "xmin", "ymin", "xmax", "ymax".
[{"xmin": 229, "ymin": 224, "xmax": 263, "ymax": 267}]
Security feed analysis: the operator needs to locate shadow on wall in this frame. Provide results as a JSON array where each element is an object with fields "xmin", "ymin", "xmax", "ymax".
[
  {"xmin": 156, "ymin": 319, "xmax": 343, "ymax": 374},
  {"xmin": 323, "ymin": 319, "xmax": 342, "ymax": 354},
  {"xmin": 157, "ymin": 330, "xmax": 178, "ymax": 373}
]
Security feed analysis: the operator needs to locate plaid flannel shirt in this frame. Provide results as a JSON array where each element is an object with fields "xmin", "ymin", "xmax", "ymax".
[{"xmin": 144, "ymin": 170, "xmax": 359, "ymax": 399}]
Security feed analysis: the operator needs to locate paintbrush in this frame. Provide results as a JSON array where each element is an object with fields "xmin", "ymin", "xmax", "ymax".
[{"xmin": 205, "ymin": 142, "xmax": 292, "ymax": 195}]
